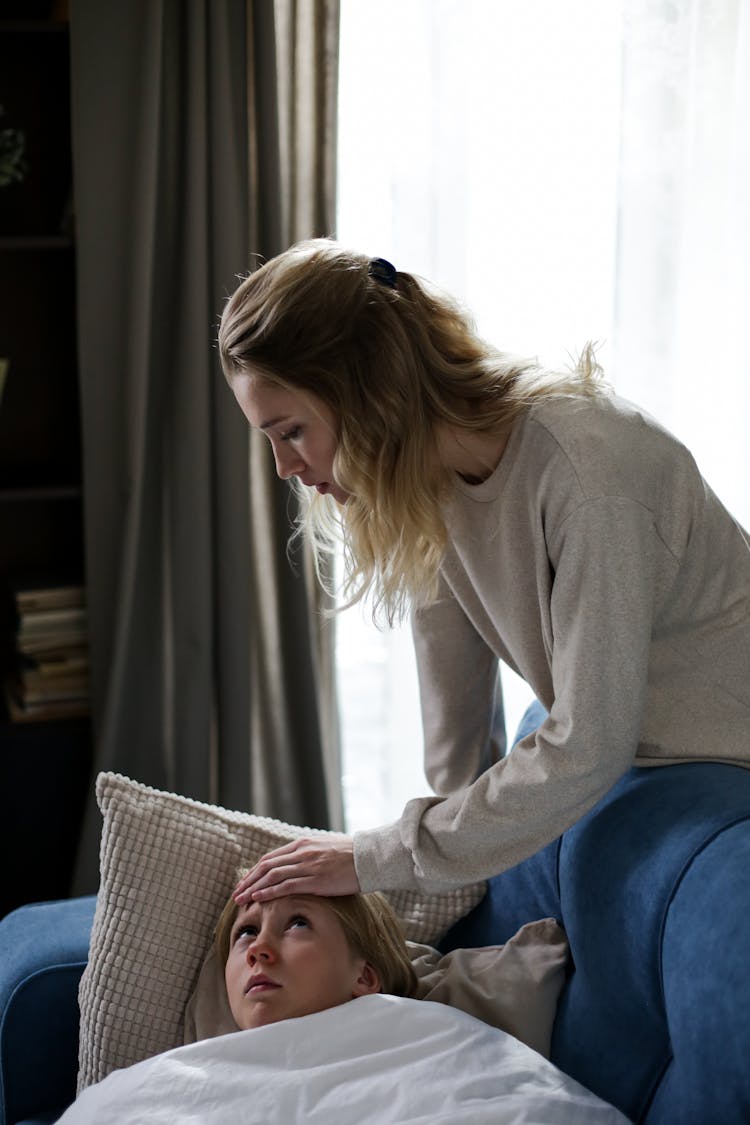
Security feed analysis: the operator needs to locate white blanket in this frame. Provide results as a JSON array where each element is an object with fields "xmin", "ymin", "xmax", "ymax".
[{"xmin": 60, "ymin": 995, "xmax": 629, "ymax": 1124}]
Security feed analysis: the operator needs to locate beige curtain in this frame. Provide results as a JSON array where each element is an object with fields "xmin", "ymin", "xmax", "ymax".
[
  {"xmin": 69, "ymin": 0, "xmax": 342, "ymax": 896},
  {"xmin": 245, "ymin": 0, "xmax": 342, "ymax": 825}
]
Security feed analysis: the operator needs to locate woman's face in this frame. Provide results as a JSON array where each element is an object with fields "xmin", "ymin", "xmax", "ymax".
[
  {"xmin": 224, "ymin": 895, "xmax": 378, "ymax": 1030},
  {"xmin": 232, "ymin": 375, "xmax": 349, "ymax": 504}
]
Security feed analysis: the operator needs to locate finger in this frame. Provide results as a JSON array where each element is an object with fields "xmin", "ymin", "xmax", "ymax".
[
  {"xmin": 250, "ymin": 875, "xmax": 320, "ymax": 902},
  {"xmin": 234, "ymin": 834, "xmax": 351, "ymax": 892},
  {"xmin": 233, "ymin": 840, "xmax": 308, "ymax": 896},
  {"xmin": 234, "ymin": 855, "xmax": 313, "ymax": 902},
  {"xmin": 233, "ymin": 837, "xmax": 357, "ymax": 902},
  {"xmin": 257, "ymin": 838, "xmax": 307, "ymax": 860},
  {"xmin": 247, "ymin": 860, "xmax": 309, "ymax": 895},
  {"xmin": 251, "ymin": 862, "xmax": 360, "ymax": 901}
]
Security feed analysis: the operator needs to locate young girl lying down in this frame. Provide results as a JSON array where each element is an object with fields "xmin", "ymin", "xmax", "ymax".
[
  {"xmin": 217, "ymin": 883, "xmax": 417, "ymax": 1028},
  {"xmin": 59, "ymin": 886, "xmax": 628, "ymax": 1124}
]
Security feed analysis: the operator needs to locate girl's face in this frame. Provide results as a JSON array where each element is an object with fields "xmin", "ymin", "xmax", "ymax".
[
  {"xmin": 224, "ymin": 895, "xmax": 379, "ymax": 1030},
  {"xmin": 232, "ymin": 375, "xmax": 349, "ymax": 504}
]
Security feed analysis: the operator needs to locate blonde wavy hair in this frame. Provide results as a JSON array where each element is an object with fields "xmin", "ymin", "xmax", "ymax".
[
  {"xmin": 219, "ymin": 238, "xmax": 605, "ymax": 623},
  {"xmin": 214, "ymin": 877, "xmax": 417, "ymax": 1000}
]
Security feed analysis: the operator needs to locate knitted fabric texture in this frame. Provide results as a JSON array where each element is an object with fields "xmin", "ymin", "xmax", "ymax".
[{"xmin": 77, "ymin": 772, "xmax": 485, "ymax": 1090}]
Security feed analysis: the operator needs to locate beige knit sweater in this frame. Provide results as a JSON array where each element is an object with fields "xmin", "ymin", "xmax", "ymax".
[{"xmin": 353, "ymin": 393, "xmax": 750, "ymax": 893}]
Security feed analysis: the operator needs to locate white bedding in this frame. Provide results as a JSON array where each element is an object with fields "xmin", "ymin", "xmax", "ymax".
[{"xmin": 60, "ymin": 995, "xmax": 628, "ymax": 1124}]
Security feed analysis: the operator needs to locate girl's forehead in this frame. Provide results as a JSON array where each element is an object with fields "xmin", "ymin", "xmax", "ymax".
[{"xmin": 232, "ymin": 894, "xmax": 335, "ymax": 928}]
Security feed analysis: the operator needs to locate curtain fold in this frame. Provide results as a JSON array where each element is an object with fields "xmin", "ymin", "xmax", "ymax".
[
  {"xmin": 70, "ymin": 0, "xmax": 341, "ymax": 896},
  {"xmin": 245, "ymin": 0, "xmax": 342, "ymax": 828}
]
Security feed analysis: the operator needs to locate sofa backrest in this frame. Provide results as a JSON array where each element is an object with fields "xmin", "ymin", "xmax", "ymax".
[{"xmin": 442, "ymin": 759, "xmax": 750, "ymax": 1124}]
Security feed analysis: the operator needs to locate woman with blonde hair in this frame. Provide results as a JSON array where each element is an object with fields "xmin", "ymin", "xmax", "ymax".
[{"xmin": 220, "ymin": 238, "xmax": 750, "ymax": 905}]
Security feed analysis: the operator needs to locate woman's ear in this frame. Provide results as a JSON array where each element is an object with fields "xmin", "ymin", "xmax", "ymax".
[{"xmin": 352, "ymin": 961, "xmax": 382, "ymax": 998}]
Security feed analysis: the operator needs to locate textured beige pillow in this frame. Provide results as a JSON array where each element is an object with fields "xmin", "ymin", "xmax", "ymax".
[
  {"xmin": 184, "ymin": 917, "xmax": 568, "ymax": 1059},
  {"xmin": 77, "ymin": 772, "xmax": 485, "ymax": 1091}
]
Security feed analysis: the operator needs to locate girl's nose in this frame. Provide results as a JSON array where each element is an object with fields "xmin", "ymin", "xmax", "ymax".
[{"xmin": 247, "ymin": 932, "xmax": 276, "ymax": 964}]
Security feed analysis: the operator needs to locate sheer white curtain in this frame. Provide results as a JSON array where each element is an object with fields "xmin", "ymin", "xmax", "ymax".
[
  {"xmin": 336, "ymin": 0, "xmax": 750, "ymax": 832},
  {"xmin": 614, "ymin": 0, "xmax": 750, "ymax": 523}
]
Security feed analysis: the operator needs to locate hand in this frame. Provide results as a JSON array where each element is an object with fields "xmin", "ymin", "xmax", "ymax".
[{"xmin": 233, "ymin": 835, "xmax": 360, "ymax": 904}]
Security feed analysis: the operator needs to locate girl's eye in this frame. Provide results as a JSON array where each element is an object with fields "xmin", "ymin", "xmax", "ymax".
[
  {"xmin": 288, "ymin": 915, "xmax": 310, "ymax": 930},
  {"xmin": 280, "ymin": 426, "xmax": 302, "ymax": 442},
  {"xmin": 236, "ymin": 924, "xmax": 258, "ymax": 941}
]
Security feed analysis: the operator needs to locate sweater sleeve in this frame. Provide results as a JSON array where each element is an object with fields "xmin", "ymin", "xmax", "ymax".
[
  {"xmin": 411, "ymin": 571, "xmax": 506, "ymax": 795},
  {"xmin": 354, "ymin": 496, "xmax": 670, "ymax": 893}
]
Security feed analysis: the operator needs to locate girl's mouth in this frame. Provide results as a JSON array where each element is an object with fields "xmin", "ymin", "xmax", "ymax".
[{"xmin": 246, "ymin": 975, "xmax": 281, "ymax": 994}]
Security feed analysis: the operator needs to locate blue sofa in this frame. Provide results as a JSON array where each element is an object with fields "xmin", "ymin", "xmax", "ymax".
[{"xmin": 2, "ymin": 701, "xmax": 749, "ymax": 1124}]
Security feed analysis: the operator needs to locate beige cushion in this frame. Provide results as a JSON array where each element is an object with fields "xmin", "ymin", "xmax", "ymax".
[
  {"xmin": 185, "ymin": 917, "xmax": 568, "ymax": 1059},
  {"xmin": 408, "ymin": 920, "xmax": 568, "ymax": 1058},
  {"xmin": 77, "ymin": 772, "xmax": 485, "ymax": 1091}
]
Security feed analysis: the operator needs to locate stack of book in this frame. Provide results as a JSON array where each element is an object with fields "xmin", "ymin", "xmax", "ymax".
[{"xmin": 4, "ymin": 583, "xmax": 90, "ymax": 722}]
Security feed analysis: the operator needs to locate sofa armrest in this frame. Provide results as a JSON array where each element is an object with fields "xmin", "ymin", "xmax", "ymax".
[
  {"xmin": 440, "ymin": 697, "xmax": 750, "ymax": 1125},
  {"xmin": 0, "ymin": 896, "xmax": 96, "ymax": 1125}
]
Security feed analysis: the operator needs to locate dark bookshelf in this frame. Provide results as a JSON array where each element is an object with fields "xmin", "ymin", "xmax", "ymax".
[{"xmin": 0, "ymin": 7, "xmax": 92, "ymax": 916}]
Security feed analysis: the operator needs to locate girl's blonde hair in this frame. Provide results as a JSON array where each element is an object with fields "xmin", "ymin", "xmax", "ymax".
[
  {"xmin": 214, "ymin": 879, "xmax": 417, "ymax": 1000},
  {"xmin": 219, "ymin": 238, "xmax": 605, "ymax": 623}
]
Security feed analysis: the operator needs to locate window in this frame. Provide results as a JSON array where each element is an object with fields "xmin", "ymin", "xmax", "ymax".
[{"xmin": 336, "ymin": 0, "xmax": 750, "ymax": 831}]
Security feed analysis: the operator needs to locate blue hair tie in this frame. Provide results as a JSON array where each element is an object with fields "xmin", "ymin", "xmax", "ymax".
[{"xmin": 368, "ymin": 257, "xmax": 398, "ymax": 289}]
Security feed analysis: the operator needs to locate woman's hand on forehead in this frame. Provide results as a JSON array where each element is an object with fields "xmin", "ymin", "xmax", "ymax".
[{"xmin": 233, "ymin": 835, "xmax": 359, "ymax": 905}]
